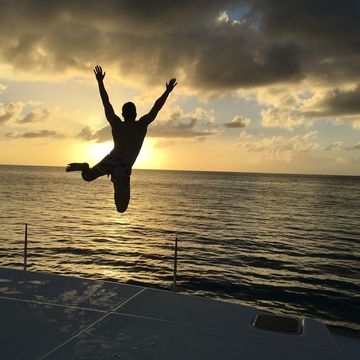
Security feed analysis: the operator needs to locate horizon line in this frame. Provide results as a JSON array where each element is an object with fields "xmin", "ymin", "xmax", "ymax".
[{"xmin": 0, "ymin": 163, "xmax": 359, "ymax": 178}]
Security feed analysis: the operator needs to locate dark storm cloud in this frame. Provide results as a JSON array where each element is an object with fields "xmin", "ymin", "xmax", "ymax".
[
  {"xmin": 256, "ymin": 0, "xmax": 360, "ymax": 54},
  {"xmin": 253, "ymin": 0, "xmax": 360, "ymax": 78},
  {"xmin": 1, "ymin": 0, "xmax": 356, "ymax": 86},
  {"xmin": 4, "ymin": 129, "xmax": 63, "ymax": 139},
  {"xmin": 0, "ymin": 0, "xmax": 242, "ymax": 83},
  {"xmin": 303, "ymin": 85, "xmax": 360, "ymax": 118},
  {"xmin": 0, "ymin": 0, "xmax": 359, "ymax": 118}
]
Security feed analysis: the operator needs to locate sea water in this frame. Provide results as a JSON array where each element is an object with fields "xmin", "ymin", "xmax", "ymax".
[{"xmin": 0, "ymin": 165, "xmax": 359, "ymax": 330}]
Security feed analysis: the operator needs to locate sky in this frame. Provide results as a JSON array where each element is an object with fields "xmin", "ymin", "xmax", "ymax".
[{"xmin": 0, "ymin": 0, "xmax": 359, "ymax": 175}]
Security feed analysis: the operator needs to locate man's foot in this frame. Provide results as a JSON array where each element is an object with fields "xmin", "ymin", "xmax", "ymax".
[{"xmin": 66, "ymin": 163, "xmax": 89, "ymax": 172}]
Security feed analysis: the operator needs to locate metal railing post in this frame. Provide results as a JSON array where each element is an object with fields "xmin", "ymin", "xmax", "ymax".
[
  {"xmin": 23, "ymin": 223, "xmax": 28, "ymax": 271},
  {"xmin": 172, "ymin": 236, "xmax": 178, "ymax": 292}
]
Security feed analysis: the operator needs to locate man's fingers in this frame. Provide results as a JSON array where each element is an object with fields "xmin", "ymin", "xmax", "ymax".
[
  {"xmin": 93, "ymin": 65, "xmax": 105, "ymax": 77},
  {"xmin": 167, "ymin": 78, "xmax": 177, "ymax": 89}
]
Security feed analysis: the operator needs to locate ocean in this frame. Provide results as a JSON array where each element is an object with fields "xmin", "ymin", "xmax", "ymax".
[{"xmin": 0, "ymin": 164, "xmax": 359, "ymax": 331}]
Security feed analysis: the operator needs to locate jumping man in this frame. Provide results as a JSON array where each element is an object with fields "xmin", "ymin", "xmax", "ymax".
[{"xmin": 66, "ymin": 65, "xmax": 177, "ymax": 212}]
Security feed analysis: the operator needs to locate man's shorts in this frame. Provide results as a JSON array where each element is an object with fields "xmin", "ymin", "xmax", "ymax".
[{"xmin": 94, "ymin": 155, "xmax": 131, "ymax": 184}]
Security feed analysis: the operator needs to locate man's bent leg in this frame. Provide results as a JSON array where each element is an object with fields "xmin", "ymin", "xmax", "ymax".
[
  {"xmin": 81, "ymin": 156, "xmax": 110, "ymax": 182},
  {"xmin": 112, "ymin": 176, "xmax": 130, "ymax": 213},
  {"xmin": 82, "ymin": 166, "xmax": 103, "ymax": 182}
]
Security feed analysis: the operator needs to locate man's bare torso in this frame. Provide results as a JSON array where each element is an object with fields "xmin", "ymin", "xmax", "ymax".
[{"xmin": 109, "ymin": 117, "xmax": 148, "ymax": 167}]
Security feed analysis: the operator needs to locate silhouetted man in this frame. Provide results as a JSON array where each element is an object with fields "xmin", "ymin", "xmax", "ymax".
[{"xmin": 66, "ymin": 65, "xmax": 177, "ymax": 212}]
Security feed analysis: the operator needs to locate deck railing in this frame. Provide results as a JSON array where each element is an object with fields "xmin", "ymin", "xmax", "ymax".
[{"xmin": 23, "ymin": 223, "xmax": 28, "ymax": 271}]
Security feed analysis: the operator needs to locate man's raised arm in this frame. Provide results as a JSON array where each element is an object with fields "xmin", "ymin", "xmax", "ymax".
[
  {"xmin": 93, "ymin": 65, "xmax": 117, "ymax": 126},
  {"xmin": 140, "ymin": 78, "xmax": 177, "ymax": 126}
]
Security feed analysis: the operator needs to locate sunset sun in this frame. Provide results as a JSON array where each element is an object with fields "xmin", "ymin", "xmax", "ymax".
[
  {"xmin": 89, "ymin": 142, "xmax": 113, "ymax": 163},
  {"xmin": 87, "ymin": 139, "xmax": 158, "ymax": 169}
]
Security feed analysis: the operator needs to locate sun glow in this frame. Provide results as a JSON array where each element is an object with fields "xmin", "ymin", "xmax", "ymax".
[
  {"xmin": 86, "ymin": 139, "xmax": 162, "ymax": 169},
  {"xmin": 134, "ymin": 140, "xmax": 154, "ymax": 169},
  {"xmin": 89, "ymin": 142, "xmax": 114, "ymax": 163},
  {"xmin": 134, "ymin": 139, "xmax": 165, "ymax": 169}
]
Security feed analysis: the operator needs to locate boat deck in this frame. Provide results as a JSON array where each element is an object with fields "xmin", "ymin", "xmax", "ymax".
[{"xmin": 0, "ymin": 267, "xmax": 358, "ymax": 359}]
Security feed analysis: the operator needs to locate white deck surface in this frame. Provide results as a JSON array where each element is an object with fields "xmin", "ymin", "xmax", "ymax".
[{"xmin": 0, "ymin": 267, "xmax": 357, "ymax": 359}]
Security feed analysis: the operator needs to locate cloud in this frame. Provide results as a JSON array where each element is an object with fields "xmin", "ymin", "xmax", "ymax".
[
  {"xmin": 333, "ymin": 116, "xmax": 360, "ymax": 129},
  {"xmin": 4, "ymin": 129, "xmax": 64, "ymax": 139},
  {"xmin": 17, "ymin": 107, "xmax": 53, "ymax": 123},
  {"xmin": 239, "ymin": 130, "xmax": 253, "ymax": 141},
  {"xmin": 217, "ymin": 11, "xmax": 230, "ymax": 23},
  {"xmin": 256, "ymin": 86, "xmax": 308, "ymax": 130},
  {"xmin": 224, "ymin": 115, "xmax": 251, "ymax": 128},
  {"xmin": 257, "ymin": 83, "xmax": 360, "ymax": 130},
  {"xmin": 346, "ymin": 142, "xmax": 360, "ymax": 150},
  {"xmin": 302, "ymin": 85, "xmax": 360, "ymax": 118},
  {"xmin": 325, "ymin": 141, "xmax": 343, "ymax": 151},
  {"xmin": 0, "ymin": 101, "xmax": 54, "ymax": 125},
  {"xmin": 238, "ymin": 130, "xmax": 320, "ymax": 161},
  {"xmin": 0, "ymin": 102, "xmax": 23, "ymax": 124},
  {"xmin": 76, "ymin": 125, "xmax": 111, "ymax": 143},
  {"xmin": 148, "ymin": 118, "xmax": 216, "ymax": 138},
  {"xmin": 149, "ymin": 106, "xmax": 217, "ymax": 138}
]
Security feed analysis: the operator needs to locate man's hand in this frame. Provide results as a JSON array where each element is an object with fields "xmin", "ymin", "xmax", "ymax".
[
  {"xmin": 94, "ymin": 65, "xmax": 105, "ymax": 82},
  {"xmin": 166, "ymin": 78, "xmax": 177, "ymax": 92}
]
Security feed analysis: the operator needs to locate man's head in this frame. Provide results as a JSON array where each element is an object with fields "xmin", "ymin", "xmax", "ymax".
[{"xmin": 122, "ymin": 102, "xmax": 137, "ymax": 122}]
